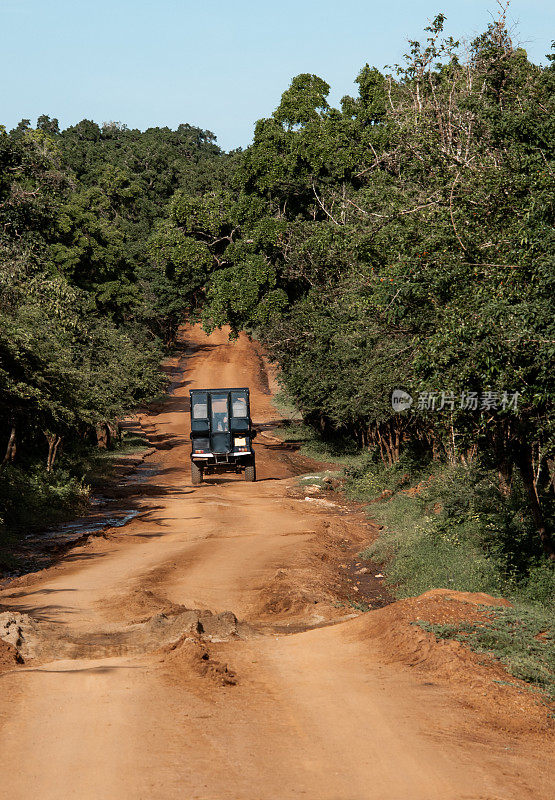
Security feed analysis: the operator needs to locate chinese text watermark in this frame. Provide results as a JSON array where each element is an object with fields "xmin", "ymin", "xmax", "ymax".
[{"xmin": 391, "ymin": 389, "xmax": 520, "ymax": 412}]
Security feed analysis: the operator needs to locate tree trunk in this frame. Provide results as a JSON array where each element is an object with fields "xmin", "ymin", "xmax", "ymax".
[
  {"xmin": 107, "ymin": 422, "xmax": 120, "ymax": 448},
  {"xmin": 51, "ymin": 436, "xmax": 62, "ymax": 470},
  {"xmin": 494, "ymin": 420, "xmax": 513, "ymax": 496},
  {"xmin": 498, "ymin": 460, "xmax": 513, "ymax": 497},
  {"xmin": 515, "ymin": 442, "xmax": 555, "ymax": 561},
  {"xmin": 45, "ymin": 432, "xmax": 62, "ymax": 472},
  {"xmin": 546, "ymin": 459, "xmax": 555, "ymax": 494},
  {"xmin": 446, "ymin": 425, "xmax": 455, "ymax": 466},
  {"xmin": 96, "ymin": 423, "xmax": 109, "ymax": 449},
  {"xmin": 376, "ymin": 429, "xmax": 387, "ymax": 466},
  {"xmin": 45, "ymin": 433, "xmax": 55, "ymax": 472},
  {"xmin": 390, "ymin": 426, "xmax": 400, "ymax": 462},
  {"xmin": 2, "ymin": 425, "xmax": 17, "ymax": 466},
  {"xmin": 388, "ymin": 428, "xmax": 396, "ymax": 464}
]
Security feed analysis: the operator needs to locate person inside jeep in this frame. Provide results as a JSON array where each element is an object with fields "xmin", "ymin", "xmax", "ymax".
[{"xmin": 214, "ymin": 412, "xmax": 228, "ymax": 432}]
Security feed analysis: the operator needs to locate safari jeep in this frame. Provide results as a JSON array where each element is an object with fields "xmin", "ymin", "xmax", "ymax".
[{"xmin": 189, "ymin": 387, "xmax": 257, "ymax": 484}]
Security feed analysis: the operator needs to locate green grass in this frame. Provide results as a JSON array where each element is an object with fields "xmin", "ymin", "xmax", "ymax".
[
  {"xmin": 416, "ymin": 604, "xmax": 555, "ymax": 699},
  {"xmin": 351, "ymin": 459, "xmax": 555, "ymax": 701},
  {"xmin": 352, "ymin": 460, "xmax": 555, "ymax": 604},
  {"xmin": 270, "ymin": 420, "xmax": 367, "ymax": 467},
  {"xmin": 343, "ymin": 457, "xmax": 429, "ymax": 502},
  {"xmin": 112, "ymin": 427, "xmax": 150, "ymax": 455},
  {"xmin": 359, "ymin": 494, "xmax": 507, "ymax": 598}
]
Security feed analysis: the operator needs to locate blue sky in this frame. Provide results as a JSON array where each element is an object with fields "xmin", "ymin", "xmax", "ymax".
[{"xmin": 1, "ymin": 1, "xmax": 553, "ymax": 151}]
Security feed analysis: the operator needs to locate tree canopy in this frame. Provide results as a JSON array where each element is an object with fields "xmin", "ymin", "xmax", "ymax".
[
  {"xmin": 1, "ymin": 10, "xmax": 553, "ymax": 562},
  {"xmin": 0, "ymin": 118, "xmax": 230, "ymax": 480},
  {"xmin": 188, "ymin": 13, "xmax": 555, "ymax": 557}
]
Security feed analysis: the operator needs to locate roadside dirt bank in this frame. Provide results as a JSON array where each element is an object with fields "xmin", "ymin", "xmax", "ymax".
[{"xmin": 0, "ymin": 324, "xmax": 552, "ymax": 800}]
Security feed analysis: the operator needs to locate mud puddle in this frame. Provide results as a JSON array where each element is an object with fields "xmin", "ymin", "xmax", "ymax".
[
  {"xmin": 24, "ymin": 507, "xmax": 143, "ymax": 547},
  {"xmin": 2, "ymin": 459, "xmax": 159, "ymax": 581}
]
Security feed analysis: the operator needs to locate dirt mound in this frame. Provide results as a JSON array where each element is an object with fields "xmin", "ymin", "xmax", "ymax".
[
  {"xmin": 159, "ymin": 634, "xmax": 237, "ymax": 686},
  {"xmin": 417, "ymin": 588, "xmax": 512, "ymax": 608},
  {"xmin": 0, "ymin": 637, "xmax": 21, "ymax": 672},
  {"xmin": 0, "ymin": 611, "xmax": 43, "ymax": 661},
  {"xmin": 0, "ymin": 607, "xmax": 242, "ymax": 663},
  {"xmin": 101, "ymin": 586, "xmax": 190, "ymax": 623},
  {"xmin": 257, "ymin": 567, "xmax": 321, "ymax": 619},
  {"xmin": 351, "ymin": 589, "xmax": 552, "ymax": 736}
]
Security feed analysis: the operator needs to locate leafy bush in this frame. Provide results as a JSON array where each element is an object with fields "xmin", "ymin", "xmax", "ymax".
[
  {"xmin": 0, "ymin": 464, "xmax": 89, "ymax": 542},
  {"xmin": 520, "ymin": 561, "xmax": 555, "ymax": 605}
]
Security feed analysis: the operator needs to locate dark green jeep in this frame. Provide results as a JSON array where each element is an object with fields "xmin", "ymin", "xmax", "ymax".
[{"xmin": 189, "ymin": 388, "xmax": 257, "ymax": 484}]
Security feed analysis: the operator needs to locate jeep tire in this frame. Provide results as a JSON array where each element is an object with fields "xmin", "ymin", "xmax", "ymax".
[{"xmin": 191, "ymin": 460, "xmax": 203, "ymax": 485}]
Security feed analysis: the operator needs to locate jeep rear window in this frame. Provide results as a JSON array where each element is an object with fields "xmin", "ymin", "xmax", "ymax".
[
  {"xmin": 191, "ymin": 394, "xmax": 208, "ymax": 418},
  {"xmin": 231, "ymin": 392, "xmax": 248, "ymax": 418},
  {"xmin": 211, "ymin": 393, "xmax": 229, "ymax": 432}
]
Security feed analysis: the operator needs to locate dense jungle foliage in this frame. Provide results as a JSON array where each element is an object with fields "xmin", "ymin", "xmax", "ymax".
[
  {"xmin": 1, "ymin": 11, "xmax": 554, "ymax": 589},
  {"xmin": 0, "ymin": 117, "xmax": 233, "ymax": 541}
]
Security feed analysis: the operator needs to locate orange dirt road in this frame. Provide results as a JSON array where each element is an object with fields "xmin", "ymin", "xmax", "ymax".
[{"xmin": 0, "ymin": 326, "xmax": 551, "ymax": 800}]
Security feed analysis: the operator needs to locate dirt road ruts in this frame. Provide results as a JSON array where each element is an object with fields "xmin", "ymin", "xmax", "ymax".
[{"xmin": 0, "ymin": 325, "xmax": 551, "ymax": 800}]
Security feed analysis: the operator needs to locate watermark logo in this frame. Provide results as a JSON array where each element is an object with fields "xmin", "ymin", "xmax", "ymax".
[
  {"xmin": 391, "ymin": 389, "xmax": 413, "ymax": 412},
  {"xmin": 392, "ymin": 389, "xmax": 520, "ymax": 412}
]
